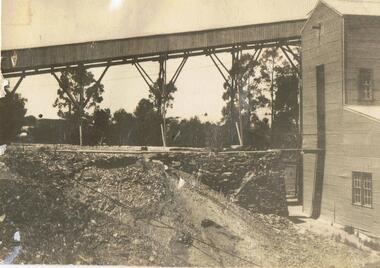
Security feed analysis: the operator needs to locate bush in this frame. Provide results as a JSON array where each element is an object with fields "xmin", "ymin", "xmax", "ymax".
[{"xmin": 343, "ymin": 225, "xmax": 355, "ymax": 235}]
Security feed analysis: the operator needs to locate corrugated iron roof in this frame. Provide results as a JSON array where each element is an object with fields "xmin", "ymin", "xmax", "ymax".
[{"xmin": 322, "ymin": 0, "xmax": 380, "ymax": 16}]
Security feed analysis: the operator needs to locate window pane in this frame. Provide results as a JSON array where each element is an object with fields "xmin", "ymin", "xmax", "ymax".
[
  {"xmin": 359, "ymin": 69, "xmax": 373, "ymax": 101},
  {"xmin": 352, "ymin": 171, "xmax": 372, "ymax": 207}
]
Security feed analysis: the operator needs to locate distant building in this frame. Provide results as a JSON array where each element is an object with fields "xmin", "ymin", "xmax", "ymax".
[
  {"xmin": 29, "ymin": 119, "xmax": 69, "ymax": 144},
  {"xmin": 302, "ymin": 0, "xmax": 380, "ymax": 236}
]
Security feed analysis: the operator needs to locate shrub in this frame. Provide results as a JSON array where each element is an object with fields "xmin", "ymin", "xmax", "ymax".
[{"xmin": 343, "ymin": 225, "xmax": 355, "ymax": 235}]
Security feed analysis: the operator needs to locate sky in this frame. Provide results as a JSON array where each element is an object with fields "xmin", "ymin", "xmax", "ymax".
[{"xmin": 2, "ymin": 0, "xmax": 316, "ymax": 122}]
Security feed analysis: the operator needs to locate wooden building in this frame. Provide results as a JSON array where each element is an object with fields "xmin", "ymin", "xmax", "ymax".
[{"xmin": 302, "ymin": 0, "xmax": 380, "ymax": 236}]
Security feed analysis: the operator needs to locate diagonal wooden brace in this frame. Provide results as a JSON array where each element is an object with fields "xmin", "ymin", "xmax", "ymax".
[
  {"xmin": 169, "ymin": 56, "xmax": 188, "ymax": 85},
  {"xmin": 51, "ymin": 72, "xmax": 81, "ymax": 110},
  {"xmin": 284, "ymin": 45, "xmax": 301, "ymax": 63},
  {"xmin": 133, "ymin": 61, "xmax": 154, "ymax": 89},
  {"xmin": 212, "ymin": 52, "xmax": 230, "ymax": 74},
  {"xmin": 253, "ymin": 47, "xmax": 263, "ymax": 62},
  {"xmin": 4, "ymin": 75, "xmax": 25, "ymax": 96},
  {"xmin": 11, "ymin": 75, "xmax": 25, "ymax": 95},
  {"xmin": 280, "ymin": 46, "xmax": 301, "ymax": 77},
  {"xmin": 208, "ymin": 53, "xmax": 231, "ymax": 88},
  {"xmin": 82, "ymin": 65, "xmax": 110, "ymax": 108}
]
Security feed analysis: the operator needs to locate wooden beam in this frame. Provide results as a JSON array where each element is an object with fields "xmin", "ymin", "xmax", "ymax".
[
  {"xmin": 285, "ymin": 45, "xmax": 301, "ymax": 63},
  {"xmin": 254, "ymin": 48, "xmax": 263, "ymax": 61},
  {"xmin": 82, "ymin": 65, "xmax": 110, "ymax": 108},
  {"xmin": 280, "ymin": 46, "xmax": 300, "ymax": 76},
  {"xmin": 212, "ymin": 52, "xmax": 230, "ymax": 74},
  {"xmin": 51, "ymin": 72, "xmax": 81, "ymax": 110},
  {"xmin": 133, "ymin": 62, "xmax": 154, "ymax": 89},
  {"xmin": 169, "ymin": 56, "xmax": 188, "ymax": 84},
  {"xmin": 10, "ymin": 75, "xmax": 25, "ymax": 95},
  {"xmin": 3, "ymin": 39, "xmax": 301, "ymax": 78},
  {"xmin": 2, "ymin": 19, "xmax": 305, "ymax": 75},
  {"xmin": 4, "ymin": 75, "xmax": 25, "ymax": 95},
  {"xmin": 209, "ymin": 54, "xmax": 231, "ymax": 87}
]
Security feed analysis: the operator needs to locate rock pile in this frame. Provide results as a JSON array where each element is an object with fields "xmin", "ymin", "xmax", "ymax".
[
  {"xmin": 0, "ymin": 147, "xmax": 376, "ymax": 267},
  {"xmin": 0, "ymin": 149, "xmax": 181, "ymax": 265},
  {"xmin": 152, "ymin": 152, "xmax": 288, "ymax": 215},
  {"xmin": 74, "ymin": 159, "xmax": 169, "ymax": 221},
  {"xmin": 233, "ymin": 172, "xmax": 288, "ymax": 216}
]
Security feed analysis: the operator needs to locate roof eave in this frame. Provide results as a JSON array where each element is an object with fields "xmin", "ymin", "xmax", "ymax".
[{"xmin": 300, "ymin": 0, "xmax": 343, "ymax": 34}]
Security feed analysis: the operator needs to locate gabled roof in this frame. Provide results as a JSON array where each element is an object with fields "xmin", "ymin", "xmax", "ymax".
[
  {"xmin": 302, "ymin": 0, "xmax": 380, "ymax": 33},
  {"xmin": 322, "ymin": 0, "xmax": 380, "ymax": 16}
]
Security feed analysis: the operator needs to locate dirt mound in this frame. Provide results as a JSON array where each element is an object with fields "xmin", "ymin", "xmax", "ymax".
[
  {"xmin": 233, "ymin": 172, "xmax": 288, "ymax": 216},
  {"xmin": 151, "ymin": 152, "xmax": 279, "ymax": 194},
  {"xmin": 0, "ymin": 149, "xmax": 260, "ymax": 265},
  {"xmin": 152, "ymin": 152, "xmax": 289, "ymax": 216},
  {"xmin": 75, "ymin": 160, "xmax": 169, "ymax": 220},
  {"xmin": 0, "ymin": 147, "xmax": 377, "ymax": 267}
]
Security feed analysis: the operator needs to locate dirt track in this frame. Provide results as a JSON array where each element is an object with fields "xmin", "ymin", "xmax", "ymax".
[{"xmin": 0, "ymin": 146, "xmax": 379, "ymax": 267}]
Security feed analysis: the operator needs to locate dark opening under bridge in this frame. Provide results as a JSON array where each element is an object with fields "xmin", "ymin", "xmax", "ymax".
[{"xmin": 1, "ymin": 18, "xmax": 305, "ymax": 146}]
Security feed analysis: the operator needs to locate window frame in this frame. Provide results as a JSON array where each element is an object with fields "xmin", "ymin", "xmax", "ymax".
[
  {"xmin": 352, "ymin": 171, "xmax": 373, "ymax": 208},
  {"xmin": 358, "ymin": 68, "xmax": 374, "ymax": 102}
]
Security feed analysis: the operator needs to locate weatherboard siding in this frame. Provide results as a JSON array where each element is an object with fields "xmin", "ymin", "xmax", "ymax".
[
  {"xmin": 302, "ymin": 2, "xmax": 380, "ymax": 235},
  {"xmin": 345, "ymin": 15, "xmax": 380, "ymax": 106},
  {"xmin": 301, "ymin": 2, "xmax": 344, "ymax": 218},
  {"xmin": 325, "ymin": 15, "xmax": 380, "ymax": 235},
  {"xmin": 323, "ymin": 110, "xmax": 380, "ymax": 234}
]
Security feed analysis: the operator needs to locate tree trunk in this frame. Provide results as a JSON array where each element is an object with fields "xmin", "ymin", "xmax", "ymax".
[
  {"xmin": 160, "ymin": 123, "xmax": 166, "ymax": 147},
  {"xmin": 236, "ymin": 82, "xmax": 244, "ymax": 146},
  {"xmin": 79, "ymin": 120, "xmax": 83, "ymax": 146}
]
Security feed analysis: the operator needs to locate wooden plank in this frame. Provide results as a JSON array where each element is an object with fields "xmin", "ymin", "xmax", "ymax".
[
  {"xmin": 1, "ymin": 19, "xmax": 305, "ymax": 74},
  {"xmin": 301, "ymin": 1, "xmax": 347, "ymax": 223},
  {"xmin": 345, "ymin": 14, "xmax": 380, "ymax": 106}
]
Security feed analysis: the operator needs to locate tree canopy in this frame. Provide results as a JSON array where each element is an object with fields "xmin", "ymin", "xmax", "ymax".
[
  {"xmin": 91, "ymin": 108, "xmax": 111, "ymax": 145},
  {"xmin": 17, "ymin": 46, "xmax": 300, "ymax": 150},
  {"xmin": 110, "ymin": 109, "xmax": 135, "ymax": 146},
  {"xmin": 220, "ymin": 47, "xmax": 300, "ymax": 149},
  {"xmin": 53, "ymin": 67, "xmax": 105, "ymax": 145},
  {"xmin": 134, "ymin": 99, "xmax": 162, "ymax": 146},
  {"xmin": 148, "ymin": 79, "xmax": 178, "ymax": 117},
  {"xmin": 0, "ymin": 93, "xmax": 27, "ymax": 144},
  {"xmin": 53, "ymin": 68, "xmax": 104, "ymax": 118}
]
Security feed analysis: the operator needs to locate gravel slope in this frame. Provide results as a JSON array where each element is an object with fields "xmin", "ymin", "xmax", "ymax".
[{"xmin": 0, "ymin": 147, "xmax": 378, "ymax": 267}]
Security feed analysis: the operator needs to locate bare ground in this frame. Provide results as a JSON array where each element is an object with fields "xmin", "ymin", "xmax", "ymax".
[{"xmin": 0, "ymin": 146, "xmax": 379, "ymax": 267}]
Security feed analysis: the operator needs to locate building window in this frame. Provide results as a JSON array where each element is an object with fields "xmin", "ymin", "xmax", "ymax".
[
  {"xmin": 352, "ymin": 171, "xmax": 372, "ymax": 208},
  {"xmin": 359, "ymin": 69, "xmax": 374, "ymax": 101}
]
